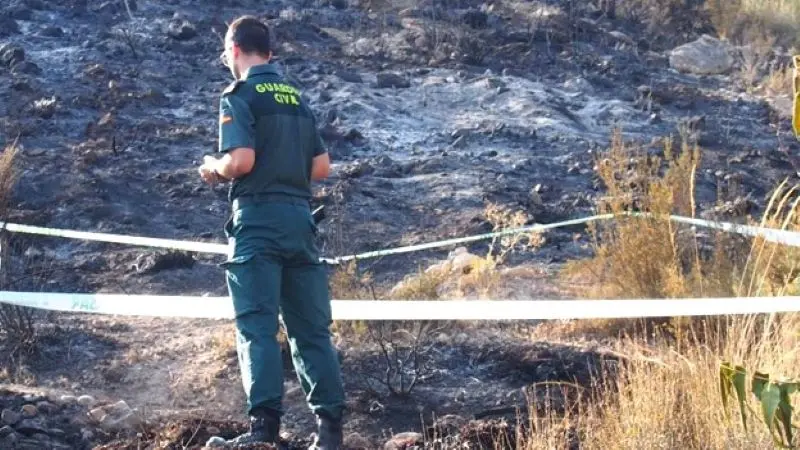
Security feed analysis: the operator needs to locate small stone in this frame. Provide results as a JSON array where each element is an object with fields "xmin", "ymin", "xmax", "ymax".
[
  {"xmin": 77, "ymin": 395, "xmax": 95, "ymax": 407},
  {"xmin": 608, "ymin": 30, "xmax": 635, "ymax": 46},
  {"xmin": 35, "ymin": 402, "xmax": 56, "ymax": 415},
  {"xmin": 15, "ymin": 419, "xmax": 49, "ymax": 436},
  {"xmin": 25, "ymin": 0, "xmax": 46, "ymax": 10},
  {"xmin": 9, "ymin": 6, "xmax": 34, "ymax": 20},
  {"xmin": 0, "ymin": 45, "xmax": 25, "ymax": 67},
  {"xmin": 21, "ymin": 405, "xmax": 37, "ymax": 418},
  {"xmin": 2, "ymin": 409, "xmax": 21, "ymax": 426},
  {"xmin": 482, "ymin": 150, "xmax": 498, "ymax": 158},
  {"xmin": 88, "ymin": 407, "xmax": 106, "ymax": 422},
  {"xmin": 48, "ymin": 428, "xmax": 66, "ymax": 439},
  {"xmin": 106, "ymin": 400, "xmax": 132, "ymax": 416},
  {"xmin": 669, "ymin": 34, "xmax": 734, "ymax": 75},
  {"xmin": 40, "ymin": 26, "xmax": 64, "ymax": 38},
  {"xmin": 384, "ymin": 432, "xmax": 424, "ymax": 450},
  {"xmin": 58, "ymin": 395, "xmax": 77, "ymax": 406},
  {"xmin": 0, "ymin": 17, "xmax": 20, "ymax": 37},
  {"xmin": 2, "ymin": 431, "xmax": 19, "ymax": 446},
  {"xmin": 0, "ymin": 425, "xmax": 13, "ymax": 437},
  {"xmin": 376, "ymin": 72, "xmax": 410, "ymax": 89},
  {"xmin": 80, "ymin": 428, "xmax": 94, "ymax": 441},
  {"xmin": 336, "ymin": 70, "xmax": 362, "ymax": 83},
  {"xmin": 460, "ymin": 9, "xmax": 488, "ymax": 29},
  {"xmin": 344, "ymin": 433, "xmax": 370, "ymax": 448},
  {"xmin": 167, "ymin": 19, "xmax": 197, "ymax": 40},
  {"xmin": 134, "ymin": 251, "xmax": 194, "ymax": 274},
  {"xmin": 205, "ymin": 436, "xmax": 227, "ymax": 447},
  {"xmin": 530, "ymin": 189, "xmax": 544, "ymax": 207},
  {"xmin": 12, "ymin": 61, "xmax": 41, "ymax": 75}
]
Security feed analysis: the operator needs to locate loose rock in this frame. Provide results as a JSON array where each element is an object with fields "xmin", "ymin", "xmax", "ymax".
[
  {"xmin": 669, "ymin": 34, "xmax": 734, "ymax": 75},
  {"xmin": 1, "ymin": 409, "xmax": 21, "ymax": 426},
  {"xmin": 344, "ymin": 433, "xmax": 371, "ymax": 449},
  {"xmin": 35, "ymin": 401, "xmax": 56, "ymax": 415},
  {"xmin": 15, "ymin": 418, "xmax": 49, "ymax": 436},
  {"xmin": 336, "ymin": 70, "xmax": 362, "ymax": 83},
  {"xmin": 608, "ymin": 30, "xmax": 635, "ymax": 47},
  {"xmin": 21, "ymin": 404, "xmax": 37, "ymax": 418},
  {"xmin": 167, "ymin": 19, "xmax": 197, "ymax": 41},
  {"xmin": 376, "ymin": 72, "xmax": 410, "ymax": 89},
  {"xmin": 90, "ymin": 400, "xmax": 141, "ymax": 432},
  {"xmin": 12, "ymin": 61, "xmax": 41, "ymax": 75},
  {"xmin": 0, "ymin": 17, "xmax": 20, "ymax": 37},
  {"xmin": 384, "ymin": 432, "xmax": 424, "ymax": 450},
  {"xmin": 58, "ymin": 395, "xmax": 77, "ymax": 406},
  {"xmin": 0, "ymin": 44, "xmax": 24, "ymax": 67},
  {"xmin": 2, "ymin": 431, "xmax": 19, "ymax": 446},
  {"xmin": 40, "ymin": 26, "xmax": 65, "ymax": 38},
  {"xmin": 76, "ymin": 395, "xmax": 95, "ymax": 407},
  {"xmin": 8, "ymin": 6, "xmax": 33, "ymax": 20},
  {"xmin": 460, "ymin": 9, "xmax": 488, "ymax": 29},
  {"xmin": 133, "ymin": 250, "xmax": 194, "ymax": 274},
  {"xmin": 205, "ymin": 436, "xmax": 227, "ymax": 447}
]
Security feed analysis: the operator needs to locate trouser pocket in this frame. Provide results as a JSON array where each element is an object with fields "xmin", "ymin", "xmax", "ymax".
[{"xmin": 220, "ymin": 254, "xmax": 261, "ymax": 317}]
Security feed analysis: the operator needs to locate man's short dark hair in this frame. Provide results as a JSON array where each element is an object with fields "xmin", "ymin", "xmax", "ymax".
[{"xmin": 228, "ymin": 16, "xmax": 271, "ymax": 57}]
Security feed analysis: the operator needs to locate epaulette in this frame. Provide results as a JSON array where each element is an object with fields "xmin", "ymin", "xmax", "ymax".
[{"xmin": 222, "ymin": 80, "xmax": 245, "ymax": 96}]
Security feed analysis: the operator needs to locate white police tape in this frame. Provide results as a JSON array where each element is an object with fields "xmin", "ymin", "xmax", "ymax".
[
  {"xmin": 2, "ymin": 291, "xmax": 800, "ymax": 320},
  {"xmin": 666, "ymin": 215, "xmax": 800, "ymax": 247},
  {"xmin": 330, "ymin": 214, "xmax": 614, "ymax": 263},
  {"xmin": 0, "ymin": 222, "xmax": 230, "ymax": 254},
  {"xmin": 0, "ymin": 215, "xmax": 614, "ymax": 265},
  {"xmin": 3, "ymin": 213, "xmax": 799, "ymax": 266}
]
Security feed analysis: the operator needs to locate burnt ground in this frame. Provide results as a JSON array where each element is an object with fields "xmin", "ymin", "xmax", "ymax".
[
  {"xmin": 0, "ymin": 316, "xmax": 616, "ymax": 449},
  {"xmin": 1, "ymin": 0, "xmax": 798, "ymax": 448}
]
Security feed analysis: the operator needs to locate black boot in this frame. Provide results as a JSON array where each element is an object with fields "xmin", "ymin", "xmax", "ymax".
[
  {"xmin": 308, "ymin": 415, "xmax": 343, "ymax": 450},
  {"xmin": 206, "ymin": 410, "xmax": 280, "ymax": 448}
]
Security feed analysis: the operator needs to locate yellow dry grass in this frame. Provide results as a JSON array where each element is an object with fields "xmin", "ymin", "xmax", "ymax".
[{"xmin": 516, "ymin": 129, "xmax": 800, "ymax": 448}]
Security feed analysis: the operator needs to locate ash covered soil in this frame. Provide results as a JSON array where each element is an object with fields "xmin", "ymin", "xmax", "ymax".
[{"xmin": 1, "ymin": 0, "xmax": 799, "ymax": 448}]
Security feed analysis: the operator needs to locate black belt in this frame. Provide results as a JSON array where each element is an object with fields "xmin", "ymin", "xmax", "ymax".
[{"xmin": 231, "ymin": 193, "xmax": 310, "ymax": 209}]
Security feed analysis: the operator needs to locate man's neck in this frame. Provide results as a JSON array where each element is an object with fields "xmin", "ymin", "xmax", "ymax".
[{"xmin": 239, "ymin": 58, "xmax": 272, "ymax": 80}]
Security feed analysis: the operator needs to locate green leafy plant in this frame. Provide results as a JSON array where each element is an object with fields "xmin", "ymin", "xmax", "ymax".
[{"xmin": 720, "ymin": 362, "xmax": 799, "ymax": 448}]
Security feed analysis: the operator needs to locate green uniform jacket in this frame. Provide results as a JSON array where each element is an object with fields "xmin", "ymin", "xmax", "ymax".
[{"xmin": 218, "ymin": 63, "xmax": 326, "ymax": 202}]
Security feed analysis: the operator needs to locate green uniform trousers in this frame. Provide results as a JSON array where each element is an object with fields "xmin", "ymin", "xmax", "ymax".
[{"xmin": 221, "ymin": 200, "xmax": 345, "ymax": 421}]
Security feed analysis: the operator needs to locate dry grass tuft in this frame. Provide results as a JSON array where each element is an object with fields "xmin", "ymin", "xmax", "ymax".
[
  {"xmin": 524, "ymin": 127, "xmax": 800, "ymax": 448},
  {"xmin": 518, "ymin": 314, "xmax": 800, "ymax": 449},
  {"xmin": 0, "ymin": 140, "xmax": 19, "ymax": 212},
  {"xmin": 561, "ymin": 129, "xmax": 710, "ymax": 302},
  {"xmin": 709, "ymin": 0, "xmax": 800, "ymax": 46}
]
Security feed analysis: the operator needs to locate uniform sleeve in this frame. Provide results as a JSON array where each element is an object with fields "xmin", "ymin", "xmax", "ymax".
[{"xmin": 218, "ymin": 95, "xmax": 255, "ymax": 153}]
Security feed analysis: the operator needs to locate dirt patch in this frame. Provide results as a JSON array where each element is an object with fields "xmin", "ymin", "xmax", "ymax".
[
  {"xmin": 96, "ymin": 417, "xmax": 295, "ymax": 450},
  {"xmin": 1, "ymin": 314, "xmax": 615, "ymax": 448}
]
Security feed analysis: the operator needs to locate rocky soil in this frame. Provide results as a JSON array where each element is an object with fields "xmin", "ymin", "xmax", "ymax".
[{"xmin": 1, "ymin": 0, "xmax": 799, "ymax": 448}]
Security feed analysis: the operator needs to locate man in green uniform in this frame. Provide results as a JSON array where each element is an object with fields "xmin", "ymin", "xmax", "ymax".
[{"xmin": 198, "ymin": 15, "xmax": 345, "ymax": 449}]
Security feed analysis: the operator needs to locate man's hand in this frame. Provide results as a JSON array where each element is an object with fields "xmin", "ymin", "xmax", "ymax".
[
  {"xmin": 311, "ymin": 152, "xmax": 330, "ymax": 181},
  {"xmin": 198, "ymin": 155, "xmax": 226, "ymax": 185}
]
